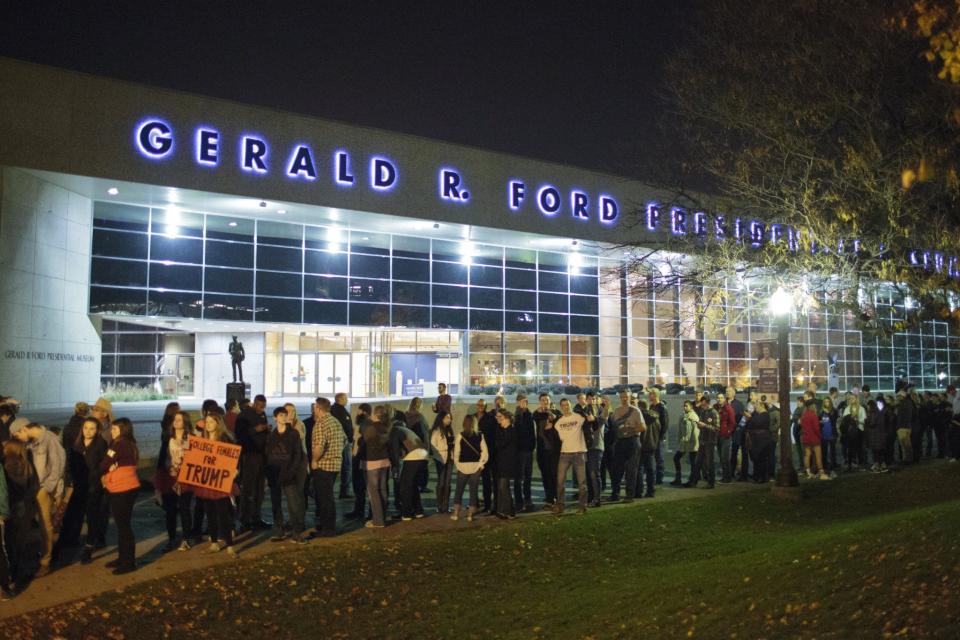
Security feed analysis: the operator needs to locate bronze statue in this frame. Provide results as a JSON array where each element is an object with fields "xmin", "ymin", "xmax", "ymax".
[{"xmin": 229, "ymin": 336, "xmax": 245, "ymax": 383}]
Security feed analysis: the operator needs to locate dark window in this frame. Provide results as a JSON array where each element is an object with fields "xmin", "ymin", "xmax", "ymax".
[
  {"xmin": 304, "ymin": 300, "xmax": 348, "ymax": 325},
  {"xmin": 470, "ymin": 287, "xmax": 503, "ymax": 310},
  {"xmin": 505, "ymin": 268, "xmax": 537, "ymax": 291},
  {"xmin": 150, "ymin": 235, "xmax": 203, "ymax": 264},
  {"xmin": 470, "ymin": 309, "xmax": 503, "ymax": 331},
  {"xmin": 203, "ymin": 294, "xmax": 253, "ymax": 321},
  {"xmin": 506, "ymin": 311, "xmax": 537, "ymax": 332},
  {"xmin": 101, "ymin": 333, "xmax": 116, "ymax": 352},
  {"xmin": 149, "ymin": 263, "xmax": 202, "ymax": 291},
  {"xmin": 350, "ymin": 254, "xmax": 390, "ymax": 279},
  {"xmin": 349, "ymin": 278, "xmax": 390, "ymax": 302},
  {"xmin": 538, "ymin": 313, "xmax": 569, "ymax": 334},
  {"xmin": 257, "ymin": 244, "xmax": 302, "ymax": 273},
  {"xmin": 204, "ymin": 267, "xmax": 254, "ymax": 295},
  {"xmin": 538, "ymin": 292, "xmax": 568, "ymax": 314},
  {"xmin": 256, "ymin": 270, "xmax": 303, "ymax": 298},
  {"xmin": 349, "ymin": 303, "xmax": 390, "ymax": 326},
  {"xmin": 205, "ymin": 240, "xmax": 254, "ymax": 269},
  {"xmin": 89, "ymin": 286, "xmax": 147, "ymax": 315},
  {"xmin": 432, "ymin": 261, "xmax": 468, "ymax": 285},
  {"xmin": 304, "ymin": 250, "xmax": 348, "ymax": 275},
  {"xmin": 117, "ymin": 355, "xmax": 155, "ymax": 375},
  {"xmin": 538, "ymin": 270, "xmax": 568, "ymax": 293},
  {"xmin": 255, "ymin": 296, "xmax": 302, "ymax": 323},
  {"xmin": 304, "ymin": 275, "xmax": 348, "ymax": 300},
  {"xmin": 147, "ymin": 290, "xmax": 203, "ymax": 318},
  {"xmin": 92, "ymin": 230, "xmax": 148, "ymax": 260},
  {"xmin": 432, "ymin": 307, "xmax": 468, "ymax": 329},
  {"xmin": 432, "ymin": 284, "xmax": 467, "ymax": 307},
  {"xmin": 116, "ymin": 333, "xmax": 157, "ymax": 352},
  {"xmin": 505, "ymin": 289, "xmax": 537, "ymax": 311},
  {"xmin": 91, "ymin": 257, "xmax": 147, "ymax": 287},
  {"xmin": 470, "ymin": 264, "xmax": 502, "ymax": 287},
  {"xmin": 570, "ymin": 295, "xmax": 598, "ymax": 316},
  {"xmin": 392, "ymin": 305, "xmax": 430, "ymax": 328},
  {"xmin": 570, "ymin": 274, "xmax": 599, "ymax": 295},
  {"xmin": 393, "ymin": 282, "xmax": 430, "ymax": 305},
  {"xmin": 100, "ymin": 355, "xmax": 116, "ymax": 375},
  {"xmin": 93, "ymin": 202, "xmax": 150, "ymax": 232},
  {"xmin": 570, "ymin": 315, "xmax": 599, "ymax": 336},
  {"xmin": 101, "ymin": 319, "xmax": 117, "ymax": 331},
  {"xmin": 392, "ymin": 258, "xmax": 430, "ymax": 282}
]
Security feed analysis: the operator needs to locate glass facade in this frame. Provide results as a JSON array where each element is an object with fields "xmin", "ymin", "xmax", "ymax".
[
  {"xmin": 89, "ymin": 202, "xmax": 959, "ymax": 396},
  {"xmin": 99, "ymin": 319, "xmax": 195, "ymax": 395}
]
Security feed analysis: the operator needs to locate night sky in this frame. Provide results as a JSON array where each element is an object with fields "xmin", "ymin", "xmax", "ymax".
[{"xmin": 0, "ymin": 1, "xmax": 690, "ymax": 179}]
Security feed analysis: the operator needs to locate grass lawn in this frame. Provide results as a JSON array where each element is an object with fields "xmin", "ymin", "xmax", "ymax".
[{"xmin": 3, "ymin": 463, "xmax": 959, "ymax": 639}]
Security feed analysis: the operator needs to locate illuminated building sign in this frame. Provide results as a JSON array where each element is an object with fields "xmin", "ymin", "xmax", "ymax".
[{"xmin": 133, "ymin": 117, "xmax": 619, "ymax": 225}]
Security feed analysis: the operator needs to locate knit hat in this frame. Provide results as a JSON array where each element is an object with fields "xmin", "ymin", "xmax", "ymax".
[
  {"xmin": 92, "ymin": 397, "xmax": 113, "ymax": 414},
  {"xmin": 8, "ymin": 417, "xmax": 31, "ymax": 436}
]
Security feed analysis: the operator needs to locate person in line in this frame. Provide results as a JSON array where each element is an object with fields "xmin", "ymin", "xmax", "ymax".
[
  {"xmin": 800, "ymin": 400, "xmax": 829, "ymax": 480},
  {"xmin": 99, "ymin": 418, "xmax": 140, "ymax": 574},
  {"xmin": 475, "ymin": 398, "xmax": 499, "ymax": 513},
  {"xmin": 550, "ymin": 398, "xmax": 589, "ymax": 515},
  {"xmin": 224, "ymin": 399, "xmax": 240, "ymax": 433},
  {"xmin": 266, "ymin": 406, "xmax": 309, "ymax": 542},
  {"xmin": 584, "ymin": 393, "xmax": 606, "ymax": 507},
  {"xmin": 11, "ymin": 419, "xmax": 65, "ymax": 577},
  {"xmin": 0, "ymin": 403, "xmax": 17, "ymax": 445},
  {"xmin": 388, "ymin": 418, "xmax": 429, "ymax": 521},
  {"xmin": 309, "ymin": 398, "xmax": 346, "ymax": 538},
  {"xmin": 362, "ymin": 406, "xmax": 393, "ymax": 529},
  {"xmin": 284, "ymin": 403, "xmax": 308, "ymax": 454},
  {"xmin": 191, "ymin": 412, "xmax": 238, "ymax": 556},
  {"xmin": 636, "ymin": 399, "xmax": 660, "ymax": 498},
  {"xmin": 451, "ymin": 414, "xmax": 488, "ymax": 522},
  {"xmin": 841, "ymin": 393, "xmax": 866, "ymax": 471},
  {"xmin": 685, "ymin": 395, "xmax": 718, "ymax": 489},
  {"xmin": 0, "ymin": 462, "xmax": 11, "ymax": 600},
  {"xmin": 57, "ymin": 402, "xmax": 92, "ymax": 550},
  {"xmin": 344, "ymin": 403, "xmax": 371, "ymax": 520},
  {"xmin": 430, "ymin": 411, "xmax": 455, "ymax": 514},
  {"xmin": 716, "ymin": 393, "xmax": 736, "ymax": 483},
  {"xmin": 90, "ymin": 397, "xmax": 114, "ymax": 443},
  {"xmin": 2, "ymin": 439, "xmax": 36, "ymax": 590},
  {"xmin": 236, "ymin": 395, "xmax": 271, "ymax": 531},
  {"xmin": 493, "ymin": 408, "xmax": 518, "ymax": 519},
  {"xmin": 746, "ymin": 402, "xmax": 774, "ymax": 483},
  {"xmin": 671, "ymin": 400, "xmax": 699, "ymax": 486},
  {"xmin": 331, "ymin": 393, "xmax": 354, "ymax": 500},
  {"xmin": 75, "ymin": 417, "xmax": 108, "ymax": 563},
  {"xmin": 574, "ymin": 392, "xmax": 599, "ymax": 505},
  {"xmin": 157, "ymin": 411, "xmax": 194, "ymax": 552},
  {"xmin": 608, "ymin": 390, "xmax": 644, "ymax": 501},
  {"xmin": 647, "ymin": 389, "xmax": 669, "ymax": 485},
  {"xmin": 895, "ymin": 388, "xmax": 916, "ymax": 465},
  {"xmin": 726, "ymin": 387, "xmax": 748, "ymax": 481},
  {"xmin": 513, "ymin": 394, "xmax": 537, "ymax": 512},
  {"xmin": 820, "ymin": 397, "xmax": 839, "ymax": 478},
  {"xmin": 405, "ymin": 397, "xmax": 431, "ymax": 494},
  {"xmin": 533, "ymin": 393, "xmax": 561, "ymax": 508},
  {"xmin": 432, "ymin": 383, "xmax": 452, "ymax": 416},
  {"xmin": 865, "ymin": 398, "xmax": 889, "ymax": 472}
]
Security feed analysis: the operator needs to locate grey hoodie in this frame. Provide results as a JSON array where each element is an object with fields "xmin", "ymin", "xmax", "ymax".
[{"xmin": 28, "ymin": 428, "xmax": 66, "ymax": 495}]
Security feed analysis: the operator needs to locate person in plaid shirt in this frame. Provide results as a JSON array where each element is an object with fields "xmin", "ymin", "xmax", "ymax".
[{"xmin": 310, "ymin": 397, "xmax": 346, "ymax": 537}]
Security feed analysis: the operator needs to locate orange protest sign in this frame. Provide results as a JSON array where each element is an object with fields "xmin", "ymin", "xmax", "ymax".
[{"xmin": 177, "ymin": 435, "xmax": 241, "ymax": 493}]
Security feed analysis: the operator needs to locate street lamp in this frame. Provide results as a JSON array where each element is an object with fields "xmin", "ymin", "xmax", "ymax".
[{"xmin": 769, "ymin": 286, "xmax": 799, "ymax": 492}]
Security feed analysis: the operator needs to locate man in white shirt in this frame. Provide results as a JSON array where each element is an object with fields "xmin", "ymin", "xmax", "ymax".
[{"xmin": 549, "ymin": 398, "xmax": 588, "ymax": 515}]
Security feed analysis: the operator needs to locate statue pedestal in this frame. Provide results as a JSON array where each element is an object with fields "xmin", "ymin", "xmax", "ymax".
[{"xmin": 226, "ymin": 382, "xmax": 251, "ymax": 405}]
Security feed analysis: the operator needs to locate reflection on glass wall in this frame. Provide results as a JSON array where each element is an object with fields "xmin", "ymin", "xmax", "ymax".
[{"xmin": 99, "ymin": 319, "xmax": 195, "ymax": 395}]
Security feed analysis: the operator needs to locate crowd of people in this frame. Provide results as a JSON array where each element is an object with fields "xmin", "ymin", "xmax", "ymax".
[{"xmin": 0, "ymin": 380, "xmax": 958, "ymax": 601}]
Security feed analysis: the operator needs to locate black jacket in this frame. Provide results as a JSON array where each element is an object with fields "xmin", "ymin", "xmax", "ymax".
[
  {"xmin": 73, "ymin": 436, "xmax": 108, "ymax": 490},
  {"xmin": 265, "ymin": 428, "xmax": 306, "ymax": 485},
  {"xmin": 236, "ymin": 407, "xmax": 269, "ymax": 454},
  {"xmin": 494, "ymin": 425, "xmax": 518, "ymax": 478},
  {"xmin": 514, "ymin": 408, "xmax": 536, "ymax": 453},
  {"xmin": 331, "ymin": 403, "xmax": 354, "ymax": 441},
  {"xmin": 533, "ymin": 409, "xmax": 562, "ymax": 453},
  {"xmin": 478, "ymin": 410, "xmax": 500, "ymax": 462}
]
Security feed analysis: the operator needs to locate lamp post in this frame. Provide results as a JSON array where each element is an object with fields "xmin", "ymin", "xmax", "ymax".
[{"xmin": 769, "ymin": 287, "xmax": 799, "ymax": 493}]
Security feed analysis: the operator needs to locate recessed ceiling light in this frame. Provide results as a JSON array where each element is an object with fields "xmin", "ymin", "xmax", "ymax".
[
  {"xmin": 107, "ymin": 187, "xmax": 119, "ymax": 196},
  {"xmin": 228, "ymin": 221, "xmax": 238, "ymax": 227},
  {"xmin": 277, "ymin": 209, "xmax": 286, "ymax": 214}
]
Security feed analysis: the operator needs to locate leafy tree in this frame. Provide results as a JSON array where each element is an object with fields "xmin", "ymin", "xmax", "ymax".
[{"xmin": 621, "ymin": 0, "xmax": 960, "ymax": 337}]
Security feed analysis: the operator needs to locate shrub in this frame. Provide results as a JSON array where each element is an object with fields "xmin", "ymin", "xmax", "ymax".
[{"xmin": 101, "ymin": 382, "xmax": 176, "ymax": 402}]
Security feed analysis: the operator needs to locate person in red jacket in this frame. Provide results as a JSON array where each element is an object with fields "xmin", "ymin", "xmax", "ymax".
[
  {"xmin": 716, "ymin": 393, "xmax": 737, "ymax": 483},
  {"xmin": 99, "ymin": 418, "xmax": 141, "ymax": 575},
  {"xmin": 800, "ymin": 400, "xmax": 829, "ymax": 480}
]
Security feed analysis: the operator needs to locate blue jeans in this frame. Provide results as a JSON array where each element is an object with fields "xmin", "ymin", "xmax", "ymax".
[
  {"xmin": 339, "ymin": 443, "xmax": 352, "ymax": 497},
  {"xmin": 718, "ymin": 437, "xmax": 732, "ymax": 481},
  {"xmin": 586, "ymin": 449, "xmax": 603, "ymax": 504},
  {"xmin": 654, "ymin": 442, "xmax": 664, "ymax": 484},
  {"xmin": 556, "ymin": 452, "xmax": 588, "ymax": 511},
  {"xmin": 638, "ymin": 449, "xmax": 656, "ymax": 496},
  {"xmin": 365, "ymin": 467, "xmax": 390, "ymax": 526}
]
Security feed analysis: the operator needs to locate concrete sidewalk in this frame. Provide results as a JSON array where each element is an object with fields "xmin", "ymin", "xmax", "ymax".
[{"xmin": 0, "ymin": 476, "xmax": 767, "ymax": 620}]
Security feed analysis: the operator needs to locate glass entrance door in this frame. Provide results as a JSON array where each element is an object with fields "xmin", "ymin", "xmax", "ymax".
[
  {"xmin": 317, "ymin": 353, "xmax": 351, "ymax": 396},
  {"xmin": 283, "ymin": 353, "xmax": 317, "ymax": 395}
]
